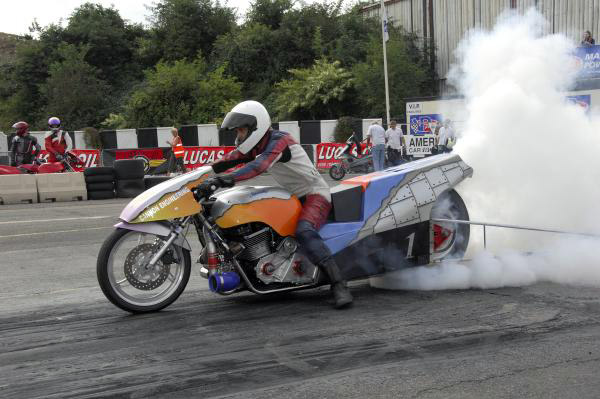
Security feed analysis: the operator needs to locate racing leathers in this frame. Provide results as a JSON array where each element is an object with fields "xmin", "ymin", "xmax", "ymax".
[
  {"xmin": 211, "ymin": 129, "xmax": 353, "ymax": 308},
  {"xmin": 10, "ymin": 134, "xmax": 41, "ymax": 166},
  {"xmin": 44, "ymin": 130, "xmax": 72, "ymax": 162}
]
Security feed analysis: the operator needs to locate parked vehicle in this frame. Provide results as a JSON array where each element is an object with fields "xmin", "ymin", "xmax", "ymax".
[
  {"xmin": 97, "ymin": 153, "xmax": 473, "ymax": 313},
  {"xmin": 0, "ymin": 151, "xmax": 84, "ymax": 175},
  {"xmin": 329, "ymin": 134, "xmax": 373, "ymax": 180}
]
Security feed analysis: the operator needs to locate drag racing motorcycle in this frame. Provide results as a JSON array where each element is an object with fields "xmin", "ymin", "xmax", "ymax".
[
  {"xmin": 97, "ymin": 153, "xmax": 473, "ymax": 313},
  {"xmin": 329, "ymin": 134, "xmax": 374, "ymax": 180},
  {"xmin": 0, "ymin": 151, "xmax": 84, "ymax": 175}
]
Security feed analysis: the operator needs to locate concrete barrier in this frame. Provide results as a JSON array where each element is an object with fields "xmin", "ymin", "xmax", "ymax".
[
  {"xmin": 36, "ymin": 172, "xmax": 87, "ymax": 202},
  {"xmin": 0, "ymin": 174, "xmax": 39, "ymax": 205}
]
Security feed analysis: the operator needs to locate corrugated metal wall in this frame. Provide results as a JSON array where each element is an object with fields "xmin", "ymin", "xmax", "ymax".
[{"xmin": 361, "ymin": 0, "xmax": 600, "ymax": 93}]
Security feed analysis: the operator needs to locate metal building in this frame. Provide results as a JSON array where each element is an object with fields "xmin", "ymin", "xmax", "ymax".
[{"xmin": 361, "ymin": 0, "xmax": 600, "ymax": 92}]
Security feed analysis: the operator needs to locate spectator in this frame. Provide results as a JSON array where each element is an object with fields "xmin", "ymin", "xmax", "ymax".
[
  {"xmin": 366, "ymin": 121, "xmax": 386, "ymax": 171},
  {"xmin": 166, "ymin": 127, "xmax": 185, "ymax": 175},
  {"xmin": 581, "ymin": 30, "xmax": 595, "ymax": 46},
  {"xmin": 385, "ymin": 119, "xmax": 403, "ymax": 166},
  {"xmin": 437, "ymin": 119, "xmax": 456, "ymax": 154}
]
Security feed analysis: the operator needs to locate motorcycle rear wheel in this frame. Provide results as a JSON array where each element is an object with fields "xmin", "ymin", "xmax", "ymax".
[
  {"xmin": 97, "ymin": 228, "xmax": 191, "ymax": 313},
  {"xmin": 329, "ymin": 164, "xmax": 346, "ymax": 180}
]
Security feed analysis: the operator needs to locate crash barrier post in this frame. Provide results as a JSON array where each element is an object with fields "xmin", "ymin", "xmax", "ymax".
[
  {"xmin": 36, "ymin": 172, "xmax": 87, "ymax": 202},
  {"xmin": 0, "ymin": 174, "xmax": 38, "ymax": 205}
]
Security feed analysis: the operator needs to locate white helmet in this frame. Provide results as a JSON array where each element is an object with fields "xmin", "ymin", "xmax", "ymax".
[{"xmin": 221, "ymin": 100, "xmax": 271, "ymax": 154}]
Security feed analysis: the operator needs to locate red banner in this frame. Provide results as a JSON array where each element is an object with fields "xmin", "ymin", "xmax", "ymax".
[
  {"xmin": 115, "ymin": 148, "xmax": 165, "ymax": 161},
  {"xmin": 39, "ymin": 149, "xmax": 100, "ymax": 172},
  {"xmin": 315, "ymin": 143, "xmax": 370, "ymax": 169},
  {"xmin": 183, "ymin": 146, "xmax": 236, "ymax": 169}
]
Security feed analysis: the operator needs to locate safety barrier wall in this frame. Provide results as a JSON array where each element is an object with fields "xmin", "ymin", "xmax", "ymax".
[
  {"xmin": 36, "ymin": 172, "xmax": 87, "ymax": 203},
  {"xmin": 0, "ymin": 174, "xmax": 38, "ymax": 204}
]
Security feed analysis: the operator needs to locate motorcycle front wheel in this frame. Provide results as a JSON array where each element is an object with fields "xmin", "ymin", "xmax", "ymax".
[
  {"xmin": 329, "ymin": 164, "xmax": 346, "ymax": 180},
  {"xmin": 97, "ymin": 228, "xmax": 191, "ymax": 313}
]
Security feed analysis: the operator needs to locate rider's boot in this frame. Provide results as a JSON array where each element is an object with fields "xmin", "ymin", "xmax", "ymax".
[{"xmin": 319, "ymin": 257, "xmax": 353, "ymax": 309}]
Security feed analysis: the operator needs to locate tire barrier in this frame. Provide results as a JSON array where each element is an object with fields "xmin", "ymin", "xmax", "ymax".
[
  {"xmin": 113, "ymin": 159, "xmax": 146, "ymax": 180},
  {"xmin": 36, "ymin": 172, "xmax": 87, "ymax": 203},
  {"xmin": 84, "ymin": 167, "xmax": 116, "ymax": 200},
  {"xmin": 116, "ymin": 178, "xmax": 146, "ymax": 198},
  {"xmin": 144, "ymin": 176, "xmax": 172, "ymax": 190},
  {"xmin": 0, "ymin": 174, "xmax": 38, "ymax": 205}
]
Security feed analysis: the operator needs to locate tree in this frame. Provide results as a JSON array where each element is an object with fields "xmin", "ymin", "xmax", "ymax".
[
  {"xmin": 64, "ymin": 3, "xmax": 145, "ymax": 86},
  {"xmin": 41, "ymin": 44, "xmax": 110, "ymax": 129},
  {"xmin": 246, "ymin": 0, "xmax": 293, "ymax": 29},
  {"xmin": 353, "ymin": 30, "xmax": 433, "ymax": 119},
  {"xmin": 274, "ymin": 58, "xmax": 355, "ymax": 120},
  {"xmin": 149, "ymin": 0, "xmax": 236, "ymax": 62},
  {"xmin": 124, "ymin": 57, "xmax": 241, "ymax": 127}
]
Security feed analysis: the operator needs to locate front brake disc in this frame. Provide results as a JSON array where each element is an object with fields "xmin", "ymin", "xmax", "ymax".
[{"xmin": 124, "ymin": 243, "xmax": 171, "ymax": 290}]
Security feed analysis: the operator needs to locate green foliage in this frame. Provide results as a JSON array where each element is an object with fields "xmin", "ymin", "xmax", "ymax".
[
  {"xmin": 124, "ymin": 57, "xmax": 241, "ymax": 127},
  {"xmin": 83, "ymin": 126, "xmax": 102, "ymax": 149},
  {"xmin": 333, "ymin": 116, "xmax": 357, "ymax": 143},
  {"xmin": 274, "ymin": 58, "xmax": 355, "ymax": 120},
  {"xmin": 41, "ymin": 44, "xmax": 110, "ymax": 130},
  {"xmin": 149, "ymin": 0, "xmax": 236, "ymax": 62},
  {"xmin": 246, "ymin": 0, "xmax": 293, "ymax": 29},
  {"xmin": 353, "ymin": 29, "xmax": 432, "ymax": 119},
  {"xmin": 100, "ymin": 113, "xmax": 128, "ymax": 129}
]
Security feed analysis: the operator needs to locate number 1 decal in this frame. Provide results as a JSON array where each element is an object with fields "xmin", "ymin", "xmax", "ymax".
[{"xmin": 405, "ymin": 232, "xmax": 415, "ymax": 258}]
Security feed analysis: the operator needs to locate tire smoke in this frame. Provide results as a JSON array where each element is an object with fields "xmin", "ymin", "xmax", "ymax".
[{"xmin": 371, "ymin": 8, "xmax": 600, "ymax": 291}]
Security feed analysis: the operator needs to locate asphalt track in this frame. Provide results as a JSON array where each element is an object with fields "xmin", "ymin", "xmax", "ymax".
[{"xmin": 2, "ymin": 175, "xmax": 600, "ymax": 398}]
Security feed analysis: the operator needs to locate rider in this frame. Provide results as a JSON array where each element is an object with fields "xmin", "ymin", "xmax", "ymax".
[
  {"xmin": 198, "ymin": 101, "xmax": 353, "ymax": 309},
  {"xmin": 10, "ymin": 121, "xmax": 41, "ymax": 166},
  {"xmin": 44, "ymin": 117, "xmax": 72, "ymax": 162}
]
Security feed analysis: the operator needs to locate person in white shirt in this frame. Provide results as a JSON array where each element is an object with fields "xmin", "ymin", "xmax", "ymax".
[
  {"xmin": 437, "ymin": 119, "xmax": 456, "ymax": 153},
  {"xmin": 366, "ymin": 121, "xmax": 386, "ymax": 171},
  {"xmin": 385, "ymin": 119, "xmax": 403, "ymax": 166}
]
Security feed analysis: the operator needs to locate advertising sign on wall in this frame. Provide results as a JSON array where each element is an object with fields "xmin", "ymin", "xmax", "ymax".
[
  {"xmin": 315, "ymin": 142, "xmax": 369, "ymax": 169},
  {"xmin": 404, "ymin": 135, "xmax": 436, "ymax": 156},
  {"xmin": 409, "ymin": 114, "xmax": 442, "ymax": 136},
  {"xmin": 565, "ymin": 94, "xmax": 591, "ymax": 113},
  {"xmin": 183, "ymin": 146, "xmax": 236, "ymax": 169},
  {"xmin": 38, "ymin": 149, "xmax": 100, "ymax": 171},
  {"xmin": 574, "ymin": 45, "xmax": 600, "ymax": 79}
]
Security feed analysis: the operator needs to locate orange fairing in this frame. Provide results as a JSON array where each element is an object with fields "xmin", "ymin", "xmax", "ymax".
[
  {"xmin": 215, "ymin": 197, "xmax": 302, "ymax": 237},
  {"xmin": 341, "ymin": 173, "xmax": 383, "ymax": 191}
]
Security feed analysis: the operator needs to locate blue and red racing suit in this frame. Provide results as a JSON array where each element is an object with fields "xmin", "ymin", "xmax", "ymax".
[{"xmin": 212, "ymin": 129, "xmax": 334, "ymax": 266}]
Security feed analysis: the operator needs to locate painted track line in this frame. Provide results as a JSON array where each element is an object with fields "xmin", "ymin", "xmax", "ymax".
[
  {"xmin": 0, "ymin": 216, "xmax": 115, "ymax": 225},
  {"xmin": 0, "ymin": 226, "xmax": 112, "ymax": 238}
]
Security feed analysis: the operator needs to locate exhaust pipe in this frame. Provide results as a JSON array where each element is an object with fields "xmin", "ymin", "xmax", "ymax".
[{"xmin": 209, "ymin": 272, "xmax": 241, "ymax": 293}]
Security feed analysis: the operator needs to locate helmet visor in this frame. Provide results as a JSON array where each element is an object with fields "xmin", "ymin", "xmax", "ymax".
[{"xmin": 220, "ymin": 112, "xmax": 257, "ymax": 133}]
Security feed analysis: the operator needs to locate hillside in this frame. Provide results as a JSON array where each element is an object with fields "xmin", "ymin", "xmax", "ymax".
[{"xmin": 0, "ymin": 32, "xmax": 23, "ymax": 66}]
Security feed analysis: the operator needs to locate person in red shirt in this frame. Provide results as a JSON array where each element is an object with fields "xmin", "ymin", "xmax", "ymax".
[{"xmin": 44, "ymin": 117, "xmax": 72, "ymax": 162}]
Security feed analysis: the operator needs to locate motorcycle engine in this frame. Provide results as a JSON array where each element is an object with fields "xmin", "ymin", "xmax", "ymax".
[{"xmin": 226, "ymin": 223, "xmax": 317, "ymax": 285}]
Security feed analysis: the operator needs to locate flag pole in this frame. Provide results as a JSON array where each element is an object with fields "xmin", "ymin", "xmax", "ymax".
[{"xmin": 380, "ymin": 0, "xmax": 391, "ymax": 127}]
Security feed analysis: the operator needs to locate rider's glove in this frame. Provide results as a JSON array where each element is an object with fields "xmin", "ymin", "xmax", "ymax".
[
  {"xmin": 196, "ymin": 174, "xmax": 235, "ymax": 198},
  {"xmin": 55, "ymin": 153, "xmax": 64, "ymax": 161}
]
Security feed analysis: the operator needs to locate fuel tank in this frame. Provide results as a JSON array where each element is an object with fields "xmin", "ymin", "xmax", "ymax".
[{"xmin": 211, "ymin": 186, "xmax": 301, "ymax": 237}]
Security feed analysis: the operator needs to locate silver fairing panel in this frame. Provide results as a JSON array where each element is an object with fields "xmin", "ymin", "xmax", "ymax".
[{"xmin": 210, "ymin": 186, "xmax": 293, "ymax": 219}]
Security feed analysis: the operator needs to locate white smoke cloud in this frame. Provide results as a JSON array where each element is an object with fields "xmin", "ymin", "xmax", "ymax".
[{"xmin": 371, "ymin": 8, "xmax": 600, "ymax": 291}]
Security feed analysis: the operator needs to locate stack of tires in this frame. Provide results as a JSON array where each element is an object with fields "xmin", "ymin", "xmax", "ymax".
[
  {"xmin": 114, "ymin": 159, "xmax": 146, "ymax": 198},
  {"xmin": 84, "ymin": 167, "xmax": 116, "ymax": 200}
]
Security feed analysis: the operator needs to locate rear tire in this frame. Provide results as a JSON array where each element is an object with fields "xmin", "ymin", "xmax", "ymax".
[
  {"xmin": 329, "ymin": 164, "xmax": 346, "ymax": 180},
  {"xmin": 97, "ymin": 228, "xmax": 191, "ymax": 313},
  {"xmin": 430, "ymin": 189, "xmax": 470, "ymax": 261}
]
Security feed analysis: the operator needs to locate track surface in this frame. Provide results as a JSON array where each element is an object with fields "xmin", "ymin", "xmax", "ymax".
[{"xmin": 2, "ymin": 175, "xmax": 600, "ymax": 398}]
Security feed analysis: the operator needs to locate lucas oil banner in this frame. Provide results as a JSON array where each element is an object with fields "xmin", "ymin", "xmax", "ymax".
[
  {"xmin": 182, "ymin": 146, "xmax": 236, "ymax": 169},
  {"xmin": 38, "ymin": 149, "xmax": 99, "ymax": 171},
  {"xmin": 315, "ymin": 142, "xmax": 370, "ymax": 169}
]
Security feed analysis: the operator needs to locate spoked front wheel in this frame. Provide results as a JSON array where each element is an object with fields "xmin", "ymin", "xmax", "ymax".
[
  {"xmin": 329, "ymin": 163, "xmax": 346, "ymax": 180},
  {"xmin": 97, "ymin": 228, "xmax": 191, "ymax": 313}
]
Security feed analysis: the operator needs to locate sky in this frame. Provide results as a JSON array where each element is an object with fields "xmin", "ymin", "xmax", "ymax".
[{"xmin": 1, "ymin": 0, "xmax": 322, "ymax": 36}]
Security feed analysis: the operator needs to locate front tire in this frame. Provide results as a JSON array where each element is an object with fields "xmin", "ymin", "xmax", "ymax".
[
  {"xmin": 329, "ymin": 163, "xmax": 346, "ymax": 180},
  {"xmin": 97, "ymin": 228, "xmax": 191, "ymax": 313}
]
